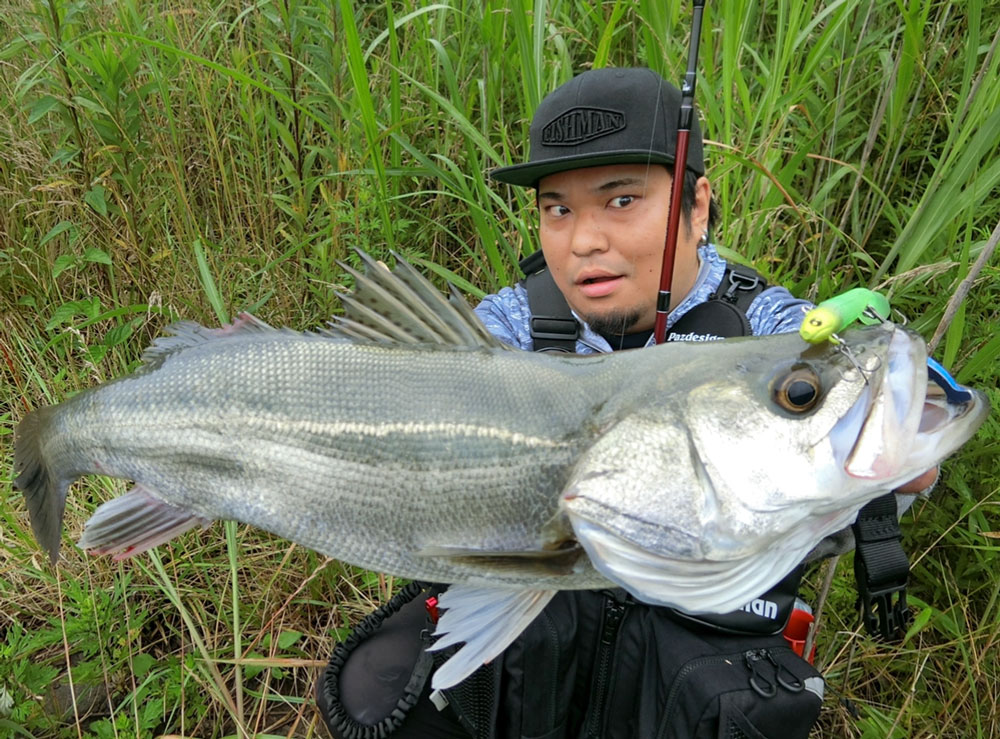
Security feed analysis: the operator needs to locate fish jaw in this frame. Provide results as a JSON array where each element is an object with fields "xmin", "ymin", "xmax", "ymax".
[
  {"xmin": 897, "ymin": 379, "xmax": 990, "ymax": 477},
  {"xmin": 842, "ymin": 327, "xmax": 990, "ymax": 486},
  {"xmin": 843, "ymin": 326, "xmax": 925, "ymax": 479},
  {"xmin": 568, "ymin": 516, "xmax": 831, "ymax": 613}
]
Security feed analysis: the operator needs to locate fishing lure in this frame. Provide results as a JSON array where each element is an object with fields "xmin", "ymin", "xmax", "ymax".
[
  {"xmin": 799, "ymin": 288, "xmax": 891, "ymax": 344},
  {"xmin": 800, "ymin": 287, "xmax": 975, "ymax": 403}
]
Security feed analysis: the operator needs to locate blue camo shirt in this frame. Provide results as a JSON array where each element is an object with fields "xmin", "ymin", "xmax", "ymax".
[{"xmin": 474, "ymin": 243, "xmax": 813, "ymax": 351}]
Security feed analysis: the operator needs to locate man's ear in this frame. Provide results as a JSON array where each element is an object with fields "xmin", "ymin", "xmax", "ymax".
[{"xmin": 692, "ymin": 176, "xmax": 712, "ymax": 234}]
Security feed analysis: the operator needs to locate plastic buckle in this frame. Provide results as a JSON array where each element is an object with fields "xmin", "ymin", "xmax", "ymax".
[
  {"xmin": 782, "ymin": 599, "xmax": 817, "ymax": 664},
  {"xmin": 425, "ymin": 595, "xmax": 440, "ymax": 624},
  {"xmin": 858, "ymin": 582, "xmax": 910, "ymax": 641},
  {"xmin": 722, "ymin": 270, "xmax": 761, "ymax": 302},
  {"xmin": 530, "ymin": 316, "xmax": 579, "ymax": 342}
]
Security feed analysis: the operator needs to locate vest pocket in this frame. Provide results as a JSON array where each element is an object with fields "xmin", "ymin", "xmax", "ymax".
[{"xmin": 655, "ymin": 645, "xmax": 822, "ymax": 739}]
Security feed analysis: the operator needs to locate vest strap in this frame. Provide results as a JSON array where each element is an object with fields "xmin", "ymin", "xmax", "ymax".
[
  {"xmin": 519, "ymin": 252, "xmax": 579, "ymax": 352},
  {"xmin": 852, "ymin": 494, "xmax": 911, "ymax": 640}
]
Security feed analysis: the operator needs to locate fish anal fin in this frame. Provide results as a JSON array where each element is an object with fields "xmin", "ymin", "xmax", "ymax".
[
  {"xmin": 428, "ymin": 586, "xmax": 557, "ymax": 690},
  {"xmin": 417, "ymin": 542, "xmax": 584, "ymax": 576},
  {"xmin": 77, "ymin": 483, "xmax": 211, "ymax": 560}
]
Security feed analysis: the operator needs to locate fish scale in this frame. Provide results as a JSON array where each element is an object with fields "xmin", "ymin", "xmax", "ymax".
[{"xmin": 33, "ymin": 333, "xmax": 603, "ymax": 587}]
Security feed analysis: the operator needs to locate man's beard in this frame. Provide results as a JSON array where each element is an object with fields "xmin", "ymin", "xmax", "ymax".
[{"xmin": 579, "ymin": 307, "xmax": 644, "ymax": 336}]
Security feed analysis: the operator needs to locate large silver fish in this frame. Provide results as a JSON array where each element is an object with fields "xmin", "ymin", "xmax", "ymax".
[{"xmin": 12, "ymin": 254, "xmax": 989, "ymax": 689}]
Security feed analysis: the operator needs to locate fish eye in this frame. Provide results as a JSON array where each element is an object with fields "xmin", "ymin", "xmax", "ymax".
[{"xmin": 773, "ymin": 367, "xmax": 822, "ymax": 413}]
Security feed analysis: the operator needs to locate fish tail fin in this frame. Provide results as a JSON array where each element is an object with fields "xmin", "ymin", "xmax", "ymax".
[
  {"xmin": 13, "ymin": 406, "xmax": 69, "ymax": 563},
  {"xmin": 77, "ymin": 483, "xmax": 211, "ymax": 560}
]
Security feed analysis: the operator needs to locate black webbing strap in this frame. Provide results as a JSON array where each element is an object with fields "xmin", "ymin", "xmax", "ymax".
[
  {"xmin": 852, "ymin": 493, "xmax": 911, "ymax": 640},
  {"xmin": 711, "ymin": 262, "xmax": 765, "ymax": 312},
  {"xmin": 519, "ymin": 251, "xmax": 579, "ymax": 353}
]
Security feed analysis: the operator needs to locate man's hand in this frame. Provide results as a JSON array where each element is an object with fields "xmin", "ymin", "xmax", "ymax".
[{"xmin": 893, "ymin": 467, "xmax": 939, "ymax": 494}]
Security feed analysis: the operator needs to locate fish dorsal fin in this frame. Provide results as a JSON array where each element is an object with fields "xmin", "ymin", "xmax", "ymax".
[
  {"xmin": 326, "ymin": 250, "xmax": 505, "ymax": 349},
  {"xmin": 141, "ymin": 312, "xmax": 275, "ymax": 365}
]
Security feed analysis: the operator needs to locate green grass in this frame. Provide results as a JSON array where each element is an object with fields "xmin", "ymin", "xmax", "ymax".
[{"xmin": 1, "ymin": 0, "xmax": 998, "ymax": 736}]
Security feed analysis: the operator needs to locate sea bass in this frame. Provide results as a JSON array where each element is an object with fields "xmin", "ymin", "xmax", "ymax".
[{"xmin": 12, "ymin": 254, "xmax": 988, "ymax": 689}]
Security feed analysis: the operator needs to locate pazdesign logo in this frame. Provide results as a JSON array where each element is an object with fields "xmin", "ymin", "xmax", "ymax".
[
  {"xmin": 541, "ymin": 107, "xmax": 626, "ymax": 146},
  {"xmin": 666, "ymin": 332, "xmax": 725, "ymax": 342}
]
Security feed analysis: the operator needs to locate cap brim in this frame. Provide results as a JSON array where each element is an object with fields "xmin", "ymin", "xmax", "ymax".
[{"xmin": 490, "ymin": 150, "xmax": 700, "ymax": 187}]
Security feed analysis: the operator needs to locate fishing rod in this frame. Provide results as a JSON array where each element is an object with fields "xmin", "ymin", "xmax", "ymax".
[{"xmin": 653, "ymin": 0, "xmax": 706, "ymax": 345}]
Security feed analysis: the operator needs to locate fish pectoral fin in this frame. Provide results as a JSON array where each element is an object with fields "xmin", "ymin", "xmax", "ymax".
[
  {"xmin": 428, "ymin": 586, "xmax": 557, "ymax": 690},
  {"xmin": 416, "ymin": 542, "xmax": 584, "ymax": 576},
  {"xmin": 77, "ymin": 483, "xmax": 211, "ymax": 561},
  {"xmin": 569, "ymin": 517, "xmax": 806, "ymax": 614}
]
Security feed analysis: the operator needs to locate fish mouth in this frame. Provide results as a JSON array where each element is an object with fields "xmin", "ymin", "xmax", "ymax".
[
  {"xmin": 899, "ymin": 368, "xmax": 988, "ymax": 473},
  {"xmin": 841, "ymin": 328, "xmax": 987, "ymax": 483}
]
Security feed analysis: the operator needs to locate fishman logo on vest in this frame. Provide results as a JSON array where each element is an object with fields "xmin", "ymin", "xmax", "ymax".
[
  {"xmin": 740, "ymin": 598, "xmax": 780, "ymax": 621},
  {"xmin": 541, "ymin": 107, "xmax": 626, "ymax": 146}
]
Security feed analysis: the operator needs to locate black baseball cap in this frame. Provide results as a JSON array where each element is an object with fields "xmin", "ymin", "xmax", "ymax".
[{"xmin": 490, "ymin": 67, "xmax": 705, "ymax": 187}]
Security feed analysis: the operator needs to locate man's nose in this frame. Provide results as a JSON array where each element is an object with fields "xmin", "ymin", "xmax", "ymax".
[{"xmin": 570, "ymin": 211, "xmax": 609, "ymax": 256}]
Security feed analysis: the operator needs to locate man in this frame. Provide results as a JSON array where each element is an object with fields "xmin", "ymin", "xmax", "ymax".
[
  {"xmin": 317, "ymin": 67, "xmax": 935, "ymax": 739},
  {"xmin": 475, "ymin": 66, "xmax": 806, "ymax": 351}
]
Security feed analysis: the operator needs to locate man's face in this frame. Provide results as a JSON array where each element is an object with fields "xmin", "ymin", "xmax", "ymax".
[{"xmin": 537, "ymin": 163, "xmax": 708, "ymax": 335}]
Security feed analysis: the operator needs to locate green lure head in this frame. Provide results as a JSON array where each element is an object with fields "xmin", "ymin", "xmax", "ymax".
[{"xmin": 800, "ymin": 288, "xmax": 891, "ymax": 344}]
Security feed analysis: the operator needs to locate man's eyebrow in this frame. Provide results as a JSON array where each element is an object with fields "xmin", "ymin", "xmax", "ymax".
[
  {"xmin": 538, "ymin": 176, "xmax": 647, "ymax": 201},
  {"xmin": 596, "ymin": 176, "xmax": 645, "ymax": 192}
]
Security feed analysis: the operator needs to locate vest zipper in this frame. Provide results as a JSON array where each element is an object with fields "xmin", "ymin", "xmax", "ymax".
[
  {"xmin": 542, "ymin": 610, "xmax": 561, "ymax": 730},
  {"xmin": 585, "ymin": 596, "xmax": 627, "ymax": 738},
  {"xmin": 656, "ymin": 653, "xmax": 738, "ymax": 739}
]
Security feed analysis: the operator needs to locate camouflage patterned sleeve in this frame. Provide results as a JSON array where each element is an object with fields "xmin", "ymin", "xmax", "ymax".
[
  {"xmin": 473, "ymin": 285, "xmax": 535, "ymax": 350},
  {"xmin": 746, "ymin": 286, "xmax": 814, "ymax": 337}
]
